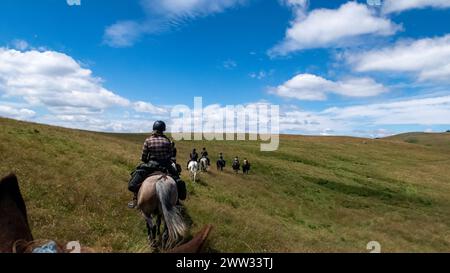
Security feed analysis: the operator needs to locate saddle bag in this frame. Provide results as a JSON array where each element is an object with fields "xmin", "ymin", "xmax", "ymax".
[
  {"xmin": 128, "ymin": 168, "xmax": 149, "ymax": 192},
  {"xmin": 128, "ymin": 162, "xmax": 159, "ymax": 192}
]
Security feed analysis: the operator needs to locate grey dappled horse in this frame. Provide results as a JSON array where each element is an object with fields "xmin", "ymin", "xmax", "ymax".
[
  {"xmin": 137, "ymin": 174, "xmax": 187, "ymax": 251},
  {"xmin": 199, "ymin": 157, "xmax": 208, "ymax": 173}
]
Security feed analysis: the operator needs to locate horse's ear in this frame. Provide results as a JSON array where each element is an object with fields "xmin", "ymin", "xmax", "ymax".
[
  {"xmin": 0, "ymin": 173, "xmax": 30, "ymax": 228},
  {"xmin": 167, "ymin": 225, "xmax": 213, "ymax": 253},
  {"xmin": 0, "ymin": 173, "xmax": 20, "ymax": 200}
]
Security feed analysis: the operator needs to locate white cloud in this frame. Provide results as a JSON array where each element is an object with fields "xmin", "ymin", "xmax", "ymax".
[
  {"xmin": 223, "ymin": 59, "xmax": 237, "ymax": 70},
  {"xmin": 11, "ymin": 39, "xmax": 29, "ymax": 51},
  {"xmin": 280, "ymin": 109, "xmax": 348, "ymax": 135},
  {"xmin": 0, "ymin": 48, "xmax": 130, "ymax": 111},
  {"xmin": 0, "ymin": 104, "xmax": 36, "ymax": 120},
  {"xmin": 104, "ymin": 21, "xmax": 144, "ymax": 48},
  {"xmin": 141, "ymin": 0, "xmax": 246, "ymax": 17},
  {"xmin": 280, "ymin": 95, "xmax": 450, "ymax": 136},
  {"xmin": 67, "ymin": 0, "xmax": 81, "ymax": 6},
  {"xmin": 383, "ymin": 0, "xmax": 450, "ymax": 14},
  {"xmin": 104, "ymin": 0, "xmax": 245, "ymax": 47},
  {"xmin": 249, "ymin": 70, "xmax": 273, "ymax": 80},
  {"xmin": 134, "ymin": 101, "xmax": 168, "ymax": 114},
  {"xmin": 270, "ymin": 1, "xmax": 400, "ymax": 56},
  {"xmin": 0, "ymin": 47, "xmax": 169, "ymax": 132},
  {"xmin": 281, "ymin": 0, "xmax": 309, "ymax": 19},
  {"xmin": 323, "ymin": 95, "xmax": 450, "ymax": 125},
  {"xmin": 271, "ymin": 73, "xmax": 387, "ymax": 101},
  {"xmin": 348, "ymin": 34, "xmax": 450, "ymax": 82},
  {"xmin": 40, "ymin": 114, "xmax": 157, "ymax": 133}
]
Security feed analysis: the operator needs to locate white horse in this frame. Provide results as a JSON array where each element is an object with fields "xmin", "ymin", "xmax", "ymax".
[
  {"xmin": 188, "ymin": 161, "xmax": 199, "ymax": 182},
  {"xmin": 199, "ymin": 157, "xmax": 208, "ymax": 172}
]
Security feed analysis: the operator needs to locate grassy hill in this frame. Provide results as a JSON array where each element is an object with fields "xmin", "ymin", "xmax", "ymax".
[
  {"xmin": 1, "ymin": 117, "xmax": 450, "ymax": 252},
  {"xmin": 386, "ymin": 132, "xmax": 450, "ymax": 151}
]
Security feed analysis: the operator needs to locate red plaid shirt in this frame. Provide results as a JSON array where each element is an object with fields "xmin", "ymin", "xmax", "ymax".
[{"xmin": 141, "ymin": 133, "xmax": 173, "ymax": 163}]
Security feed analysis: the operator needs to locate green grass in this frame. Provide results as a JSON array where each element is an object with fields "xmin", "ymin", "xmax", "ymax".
[{"xmin": 1, "ymin": 117, "xmax": 450, "ymax": 252}]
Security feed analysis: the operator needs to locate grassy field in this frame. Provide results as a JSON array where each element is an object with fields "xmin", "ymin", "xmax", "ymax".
[{"xmin": 1, "ymin": 117, "xmax": 450, "ymax": 253}]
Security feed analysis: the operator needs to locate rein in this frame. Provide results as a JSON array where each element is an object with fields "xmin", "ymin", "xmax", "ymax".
[{"xmin": 12, "ymin": 239, "xmax": 61, "ymax": 253}]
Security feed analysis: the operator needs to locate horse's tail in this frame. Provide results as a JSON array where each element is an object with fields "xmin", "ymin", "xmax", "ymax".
[{"xmin": 155, "ymin": 178, "xmax": 187, "ymax": 249}]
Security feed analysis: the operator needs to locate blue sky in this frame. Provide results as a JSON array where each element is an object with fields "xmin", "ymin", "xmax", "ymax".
[{"xmin": 1, "ymin": 0, "xmax": 450, "ymax": 137}]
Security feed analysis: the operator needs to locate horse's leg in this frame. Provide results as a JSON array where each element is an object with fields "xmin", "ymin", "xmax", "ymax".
[
  {"xmin": 161, "ymin": 220, "xmax": 169, "ymax": 250},
  {"xmin": 156, "ymin": 214, "xmax": 162, "ymax": 236},
  {"xmin": 144, "ymin": 215, "xmax": 159, "ymax": 251}
]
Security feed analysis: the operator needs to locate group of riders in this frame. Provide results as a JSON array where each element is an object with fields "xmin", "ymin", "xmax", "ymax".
[
  {"xmin": 127, "ymin": 120, "xmax": 250, "ymax": 209},
  {"xmin": 186, "ymin": 148, "xmax": 249, "ymax": 174}
]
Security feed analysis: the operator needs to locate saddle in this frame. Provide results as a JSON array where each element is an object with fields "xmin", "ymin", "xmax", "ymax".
[{"xmin": 147, "ymin": 171, "xmax": 167, "ymax": 179}]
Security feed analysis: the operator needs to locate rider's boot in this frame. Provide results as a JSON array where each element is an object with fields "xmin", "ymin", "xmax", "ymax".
[{"xmin": 128, "ymin": 192, "xmax": 138, "ymax": 209}]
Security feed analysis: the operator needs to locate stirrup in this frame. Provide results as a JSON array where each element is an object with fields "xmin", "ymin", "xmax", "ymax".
[{"xmin": 128, "ymin": 201, "xmax": 137, "ymax": 209}]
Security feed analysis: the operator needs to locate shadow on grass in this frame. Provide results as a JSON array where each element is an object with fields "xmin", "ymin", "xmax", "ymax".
[{"xmin": 301, "ymin": 175, "xmax": 433, "ymax": 207}]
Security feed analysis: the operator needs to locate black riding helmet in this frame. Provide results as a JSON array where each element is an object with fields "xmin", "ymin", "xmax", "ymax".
[{"xmin": 153, "ymin": 120, "xmax": 166, "ymax": 132}]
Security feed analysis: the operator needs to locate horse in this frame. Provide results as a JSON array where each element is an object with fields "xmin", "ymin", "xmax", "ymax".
[
  {"xmin": 188, "ymin": 161, "xmax": 199, "ymax": 182},
  {"xmin": 216, "ymin": 159, "xmax": 225, "ymax": 171},
  {"xmin": 199, "ymin": 157, "xmax": 208, "ymax": 173},
  {"xmin": 137, "ymin": 174, "xmax": 187, "ymax": 251},
  {"xmin": 0, "ymin": 173, "xmax": 33, "ymax": 253},
  {"xmin": 232, "ymin": 160, "xmax": 240, "ymax": 174}
]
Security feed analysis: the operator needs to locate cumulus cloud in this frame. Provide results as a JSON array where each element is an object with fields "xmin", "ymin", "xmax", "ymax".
[
  {"xmin": 323, "ymin": 95, "xmax": 450, "ymax": 125},
  {"xmin": 280, "ymin": 95, "xmax": 450, "ymax": 136},
  {"xmin": 67, "ymin": 0, "xmax": 81, "ymax": 6},
  {"xmin": 0, "ymin": 48, "xmax": 130, "ymax": 111},
  {"xmin": 141, "ymin": 0, "xmax": 246, "ymax": 17},
  {"xmin": 271, "ymin": 73, "xmax": 387, "ymax": 101},
  {"xmin": 104, "ymin": 0, "xmax": 246, "ymax": 47},
  {"xmin": 383, "ymin": 0, "xmax": 450, "ymax": 14},
  {"xmin": 249, "ymin": 70, "xmax": 274, "ymax": 80},
  {"xmin": 270, "ymin": 1, "xmax": 400, "ymax": 56},
  {"xmin": 134, "ymin": 101, "xmax": 168, "ymax": 114},
  {"xmin": 0, "ymin": 47, "xmax": 169, "ymax": 132},
  {"xmin": 104, "ymin": 21, "xmax": 145, "ymax": 48},
  {"xmin": 0, "ymin": 104, "xmax": 36, "ymax": 120},
  {"xmin": 348, "ymin": 34, "xmax": 450, "ymax": 82},
  {"xmin": 280, "ymin": 109, "xmax": 348, "ymax": 135},
  {"xmin": 11, "ymin": 39, "xmax": 29, "ymax": 51},
  {"xmin": 223, "ymin": 59, "xmax": 237, "ymax": 70}
]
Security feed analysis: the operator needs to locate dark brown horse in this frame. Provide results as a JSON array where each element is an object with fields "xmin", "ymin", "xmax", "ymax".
[{"xmin": 0, "ymin": 173, "xmax": 34, "ymax": 253}]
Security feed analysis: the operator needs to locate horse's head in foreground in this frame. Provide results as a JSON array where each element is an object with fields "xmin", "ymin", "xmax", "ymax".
[{"xmin": 0, "ymin": 173, "xmax": 33, "ymax": 253}]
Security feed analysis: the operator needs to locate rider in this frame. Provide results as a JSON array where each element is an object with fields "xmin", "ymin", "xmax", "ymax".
[
  {"xmin": 219, "ymin": 152, "xmax": 224, "ymax": 161},
  {"xmin": 128, "ymin": 121, "xmax": 186, "ymax": 208},
  {"xmin": 187, "ymin": 148, "xmax": 199, "ymax": 168},
  {"xmin": 233, "ymin": 156, "xmax": 241, "ymax": 165},
  {"xmin": 200, "ymin": 147, "xmax": 210, "ymax": 166},
  {"xmin": 233, "ymin": 156, "xmax": 240, "ymax": 164}
]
